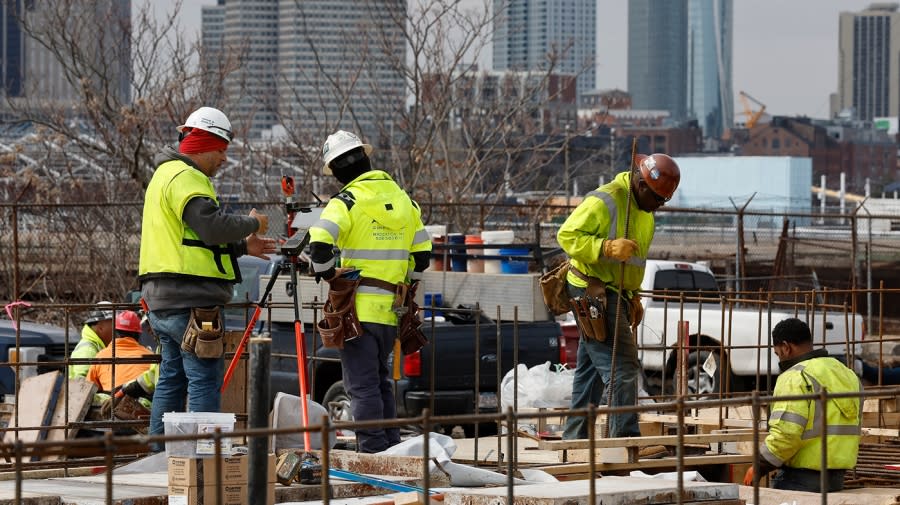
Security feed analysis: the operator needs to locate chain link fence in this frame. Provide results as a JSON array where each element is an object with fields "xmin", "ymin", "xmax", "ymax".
[{"xmin": 4, "ymin": 199, "xmax": 900, "ymax": 328}]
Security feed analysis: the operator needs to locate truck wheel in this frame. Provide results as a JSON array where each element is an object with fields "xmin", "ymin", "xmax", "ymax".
[
  {"xmin": 323, "ymin": 381, "xmax": 353, "ymax": 423},
  {"xmin": 684, "ymin": 351, "xmax": 731, "ymax": 397}
]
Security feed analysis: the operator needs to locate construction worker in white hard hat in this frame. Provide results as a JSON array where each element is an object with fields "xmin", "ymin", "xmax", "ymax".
[
  {"xmin": 557, "ymin": 152, "xmax": 681, "ymax": 459},
  {"xmin": 309, "ymin": 130, "xmax": 432, "ymax": 453},
  {"xmin": 68, "ymin": 301, "xmax": 115, "ymax": 379},
  {"xmin": 139, "ymin": 106, "xmax": 276, "ymax": 447}
]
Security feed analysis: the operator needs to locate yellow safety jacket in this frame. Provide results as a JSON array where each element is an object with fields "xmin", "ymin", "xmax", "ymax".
[
  {"xmin": 68, "ymin": 325, "xmax": 106, "ymax": 379},
  {"xmin": 761, "ymin": 353, "xmax": 862, "ymax": 471},
  {"xmin": 557, "ymin": 172, "xmax": 654, "ymax": 296},
  {"xmin": 138, "ymin": 160, "xmax": 237, "ymax": 282},
  {"xmin": 309, "ymin": 171, "xmax": 431, "ymax": 325}
]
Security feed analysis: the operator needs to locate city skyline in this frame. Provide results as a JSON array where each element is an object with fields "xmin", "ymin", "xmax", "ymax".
[{"xmin": 156, "ymin": 0, "xmax": 883, "ymax": 121}]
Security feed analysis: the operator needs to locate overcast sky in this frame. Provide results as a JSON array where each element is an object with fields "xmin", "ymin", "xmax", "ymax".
[{"xmin": 151, "ymin": 0, "xmax": 880, "ymax": 120}]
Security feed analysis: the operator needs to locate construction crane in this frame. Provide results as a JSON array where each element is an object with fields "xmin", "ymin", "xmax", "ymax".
[{"xmin": 738, "ymin": 90, "xmax": 767, "ymax": 128}]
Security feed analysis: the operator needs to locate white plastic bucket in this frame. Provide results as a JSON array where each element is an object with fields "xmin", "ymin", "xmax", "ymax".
[
  {"xmin": 481, "ymin": 230, "xmax": 515, "ymax": 274},
  {"xmin": 163, "ymin": 411, "xmax": 236, "ymax": 458},
  {"xmin": 424, "ymin": 225, "xmax": 447, "ymax": 271}
]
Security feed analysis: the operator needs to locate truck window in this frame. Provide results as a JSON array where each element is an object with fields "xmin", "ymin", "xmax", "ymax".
[{"xmin": 652, "ymin": 270, "xmax": 719, "ymax": 301}]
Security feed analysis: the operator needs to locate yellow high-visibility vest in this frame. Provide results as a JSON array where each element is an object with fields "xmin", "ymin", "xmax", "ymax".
[{"xmin": 139, "ymin": 160, "xmax": 237, "ymax": 282}]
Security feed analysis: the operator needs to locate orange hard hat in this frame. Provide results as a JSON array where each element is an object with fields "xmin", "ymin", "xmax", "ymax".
[
  {"xmin": 635, "ymin": 153, "xmax": 680, "ymax": 200},
  {"xmin": 114, "ymin": 310, "xmax": 142, "ymax": 335}
]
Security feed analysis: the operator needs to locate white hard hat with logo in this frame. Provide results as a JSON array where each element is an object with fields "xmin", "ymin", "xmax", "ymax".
[
  {"xmin": 322, "ymin": 130, "xmax": 372, "ymax": 175},
  {"xmin": 177, "ymin": 106, "xmax": 234, "ymax": 143}
]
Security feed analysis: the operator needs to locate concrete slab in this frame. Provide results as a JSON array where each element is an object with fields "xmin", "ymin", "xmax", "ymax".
[
  {"xmin": 0, "ymin": 478, "xmax": 167, "ymax": 505},
  {"xmin": 441, "ymin": 476, "xmax": 739, "ymax": 505}
]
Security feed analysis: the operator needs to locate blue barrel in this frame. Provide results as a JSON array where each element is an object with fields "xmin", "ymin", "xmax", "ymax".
[
  {"xmin": 448, "ymin": 233, "xmax": 467, "ymax": 272},
  {"xmin": 498, "ymin": 248, "xmax": 529, "ymax": 274}
]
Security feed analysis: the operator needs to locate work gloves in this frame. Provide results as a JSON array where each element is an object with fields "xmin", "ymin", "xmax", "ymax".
[
  {"xmin": 629, "ymin": 294, "xmax": 644, "ymax": 332},
  {"xmin": 602, "ymin": 238, "xmax": 638, "ymax": 262},
  {"xmin": 742, "ymin": 467, "xmax": 754, "ymax": 486},
  {"xmin": 120, "ymin": 379, "xmax": 153, "ymax": 400}
]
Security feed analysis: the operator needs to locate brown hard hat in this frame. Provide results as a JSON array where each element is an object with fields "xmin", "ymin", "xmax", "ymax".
[{"xmin": 636, "ymin": 153, "xmax": 680, "ymax": 200}]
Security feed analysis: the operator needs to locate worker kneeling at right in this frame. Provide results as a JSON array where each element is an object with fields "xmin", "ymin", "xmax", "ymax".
[{"xmin": 745, "ymin": 318, "xmax": 862, "ymax": 492}]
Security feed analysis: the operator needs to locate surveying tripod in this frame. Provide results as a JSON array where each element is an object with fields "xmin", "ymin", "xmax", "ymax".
[{"xmin": 221, "ymin": 176, "xmax": 318, "ymax": 451}]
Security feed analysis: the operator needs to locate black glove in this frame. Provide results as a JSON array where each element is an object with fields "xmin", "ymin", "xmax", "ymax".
[
  {"xmin": 315, "ymin": 267, "xmax": 336, "ymax": 284},
  {"xmin": 121, "ymin": 380, "xmax": 152, "ymax": 400}
]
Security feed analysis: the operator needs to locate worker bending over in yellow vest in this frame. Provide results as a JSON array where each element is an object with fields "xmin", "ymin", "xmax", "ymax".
[{"xmin": 745, "ymin": 318, "xmax": 862, "ymax": 492}]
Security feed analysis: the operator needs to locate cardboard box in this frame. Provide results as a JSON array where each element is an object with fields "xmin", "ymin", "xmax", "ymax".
[
  {"xmin": 167, "ymin": 483, "xmax": 247, "ymax": 505},
  {"xmin": 168, "ymin": 456, "xmax": 248, "ymax": 487}
]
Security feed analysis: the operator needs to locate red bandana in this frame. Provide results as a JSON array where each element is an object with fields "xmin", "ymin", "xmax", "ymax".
[{"xmin": 179, "ymin": 128, "xmax": 229, "ymax": 154}]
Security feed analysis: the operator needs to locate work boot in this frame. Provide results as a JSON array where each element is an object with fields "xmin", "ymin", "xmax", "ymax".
[{"xmin": 638, "ymin": 445, "xmax": 669, "ymax": 459}]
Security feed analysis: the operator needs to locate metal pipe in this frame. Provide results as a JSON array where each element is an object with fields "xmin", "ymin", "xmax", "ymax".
[{"xmin": 249, "ymin": 336, "xmax": 272, "ymax": 503}]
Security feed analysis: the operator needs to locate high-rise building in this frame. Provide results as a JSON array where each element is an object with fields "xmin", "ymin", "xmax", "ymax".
[
  {"xmin": 0, "ymin": 0, "xmax": 131, "ymax": 105},
  {"xmin": 687, "ymin": 0, "xmax": 733, "ymax": 139},
  {"xmin": 628, "ymin": 0, "xmax": 688, "ymax": 122},
  {"xmin": 492, "ymin": 0, "xmax": 596, "ymax": 103},
  {"xmin": 837, "ymin": 4, "xmax": 900, "ymax": 121},
  {"xmin": 0, "ymin": 0, "xmax": 24, "ymax": 98},
  {"xmin": 203, "ymin": 0, "xmax": 406, "ymax": 140}
]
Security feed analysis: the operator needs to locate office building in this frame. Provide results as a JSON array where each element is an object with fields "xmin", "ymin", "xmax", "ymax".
[
  {"xmin": 203, "ymin": 0, "xmax": 406, "ymax": 140},
  {"xmin": 0, "ymin": 0, "xmax": 131, "ymax": 105},
  {"xmin": 687, "ymin": 0, "xmax": 733, "ymax": 138},
  {"xmin": 493, "ymin": 0, "xmax": 596, "ymax": 102},
  {"xmin": 628, "ymin": 0, "xmax": 688, "ymax": 122},
  {"xmin": 837, "ymin": 4, "xmax": 900, "ymax": 121}
]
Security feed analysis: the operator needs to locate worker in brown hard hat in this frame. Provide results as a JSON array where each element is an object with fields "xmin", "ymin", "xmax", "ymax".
[{"xmin": 557, "ymin": 152, "xmax": 680, "ymax": 458}]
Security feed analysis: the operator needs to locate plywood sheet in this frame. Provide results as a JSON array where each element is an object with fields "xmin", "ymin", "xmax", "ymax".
[
  {"xmin": 41, "ymin": 377, "xmax": 96, "ymax": 461},
  {"xmin": 221, "ymin": 331, "xmax": 248, "ymax": 433},
  {"xmin": 2, "ymin": 372, "xmax": 60, "ymax": 445}
]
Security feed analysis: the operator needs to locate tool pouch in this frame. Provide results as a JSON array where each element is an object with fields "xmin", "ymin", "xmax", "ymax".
[
  {"xmin": 571, "ymin": 296, "xmax": 607, "ymax": 342},
  {"xmin": 541, "ymin": 260, "xmax": 573, "ymax": 316},
  {"xmin": 317, "ymin": 276, "xmax": 364, "ymax": 349},
  {"xmin": 182, "ymin": 307, "xmax": 225, "ymax": 358},
  {"xmin": 397, "ymin": 281, "xmax": 428, "ymax": 355}
]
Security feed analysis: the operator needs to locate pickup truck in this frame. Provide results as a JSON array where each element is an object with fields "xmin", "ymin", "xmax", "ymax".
[
  {"xmin": 635, "ymin": 260, "xmax": 864, "ymax": 396},
  {"xmin": 231, "ymin": 256, "xmax": 569, "ymax": 432},
  {"xmin": 0, "ymin": 319, "xmax": 79, "ymax": 399}
]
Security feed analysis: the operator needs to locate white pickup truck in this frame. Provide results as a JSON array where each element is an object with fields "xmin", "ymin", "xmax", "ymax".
[{"xmin": 635, "ymin": 260, "xmax": 863, "ymax": 396}]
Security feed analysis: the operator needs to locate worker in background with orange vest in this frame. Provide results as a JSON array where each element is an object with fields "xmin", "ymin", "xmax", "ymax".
[
  {"xmin": 557, "ymin": 153, "xmax": 680, "ymax": 460},
  {"xmin": 87, "ymin": 311, "xmax": 156, "ymax": 409},
  {"xmin": 744, "ymin": 318, "xmax": 862, "ymax": 492}
]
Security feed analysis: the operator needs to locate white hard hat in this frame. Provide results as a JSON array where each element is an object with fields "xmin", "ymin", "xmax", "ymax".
[
  {"xmin": 177, "ymin": 106, "xmax": 233, "ymax": 143},
  {"xmin": 322, "ymin": 130, "xmax": 372, "ymax": 175}
]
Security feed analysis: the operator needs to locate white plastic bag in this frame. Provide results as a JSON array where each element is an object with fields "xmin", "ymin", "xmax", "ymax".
[{"xmin": 500, "ymin": 361, "xmax": 573, "ymax": 411}]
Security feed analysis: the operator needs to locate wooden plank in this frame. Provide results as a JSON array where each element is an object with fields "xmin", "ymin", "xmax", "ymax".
[
  {"xmin": 2, "ymin": 372, "xmax": 59, "ymax": 445},
  {"xmin": 538, "ymin": 453, "xmax": 754, "ymax": 475},
  {"xmin": 221, "ymin": 331, "xmax": 248, "ymax": 433},
  {"xmin": 639, "ymin": 413, "xmax": 762, "ymax": 429},
  {"xmin": 42, "ymin": 377, "xmax": 95, "ymax": 461},
  {"xmin": 537, "ymin": 432, "xmax": 763, "ymax": 451}
]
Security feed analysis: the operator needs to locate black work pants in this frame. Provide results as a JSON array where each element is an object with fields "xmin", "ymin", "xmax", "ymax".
[
  {"xmin": 340, "ymin": 321, "xmax": 400, "ymax": 453},
  {"xmin": 771, "ymin": 467, "xmax": 845, "ymax": 493}
]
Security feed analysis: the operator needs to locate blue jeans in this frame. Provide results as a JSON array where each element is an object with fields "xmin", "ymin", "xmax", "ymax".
[
  {"xmin": 563, "ymin": 284, "xmax": 641, "ymax": 439},
  {"xmin": 340, "ymin": 322, "xmax": 400, "ymax": 453},
  {"xmin": 148, "ymin": 309, "xmax": 224, "ymax": 441}
]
